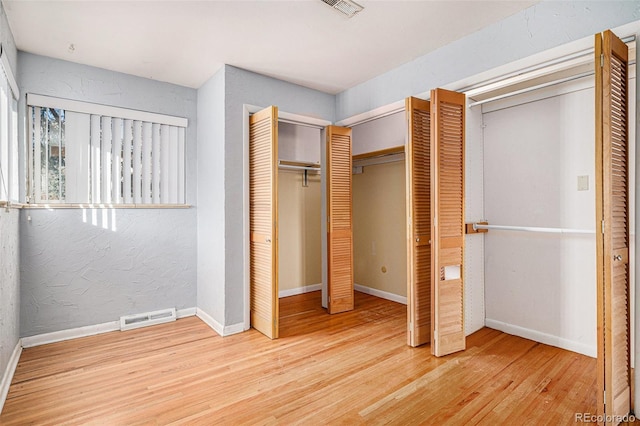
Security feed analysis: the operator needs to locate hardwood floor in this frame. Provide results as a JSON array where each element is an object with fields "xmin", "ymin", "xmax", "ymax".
[{"xmin": 1, "ymin": 291, "xmax": 596, "ymax": 425}]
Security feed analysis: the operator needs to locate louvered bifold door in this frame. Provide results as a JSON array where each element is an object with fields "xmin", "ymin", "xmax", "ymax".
[
  {"xmin": 249, "ymin": 106, "xmax": 279, "ymax": 339},
  {"xmin": 431, "ymin": 88, "xmax": 466, "ymax": 357},
  {"xmin": 595, "ymin": 30, "xmax": 630, "ymax": 424},
  {"xmin": 406, "ymin": 97, "xmax": 432, "ymax": 347},
  {"xmin": 327, "ymin": 125, "xmax": 354, "ymax": 314}
]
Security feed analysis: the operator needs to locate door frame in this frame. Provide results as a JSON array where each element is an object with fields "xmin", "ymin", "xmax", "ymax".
[{"xmin": 242, "ymin": 104, "xmax": 331, "ymax": 331}]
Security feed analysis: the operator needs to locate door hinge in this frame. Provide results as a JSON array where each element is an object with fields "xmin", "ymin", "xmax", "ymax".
[
  {"xmin": 602, "ymin": 220, "xmax": 605, "ymax": 234},
  {"xmin": 600, "ymin": 53, "xmax": 604, "ymax": 68}
]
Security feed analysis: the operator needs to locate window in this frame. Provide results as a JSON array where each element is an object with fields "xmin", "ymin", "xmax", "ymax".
[
  {"xmin": 0, "ymin": 50, "xmax": 19, "ymax": 203},
  {"xmin": 27, "ymin": 94, "xmax": 187, "ymax": 205}
]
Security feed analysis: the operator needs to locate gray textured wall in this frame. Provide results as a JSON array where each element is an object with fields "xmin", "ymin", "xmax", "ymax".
[
  {"xmin": 20, "ymin": 208, "xmax": 195, "ymax": 336},
  {"xmin": 336, "ymin": 1, "xmax": 640, "ymax": 121},
  {"xmin": 18, "ymin": 53, "xmax": 197, "ymax": 337},
  {"xmin": 223, "ymin": 65, "xmax": 335, "ymax": 326},
  {"xmin": 0, "ymin": 0, "xmax": 19, "ymax": 410}
]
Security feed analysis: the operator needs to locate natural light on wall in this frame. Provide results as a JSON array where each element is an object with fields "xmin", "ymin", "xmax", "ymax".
[
  {"xmin": 26, "ymin": 94, "xmax": 188, "ymax": 206},
  {"xmin": 0, "ymin": 45, "xmax": 19, "ymax": 204}
]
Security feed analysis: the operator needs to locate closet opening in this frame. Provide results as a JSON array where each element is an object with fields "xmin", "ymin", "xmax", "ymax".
[
  {"xmin": 276, "ymin": 121, "xmax": 325, "ymax": 336},
  {"xmin": 350, "ymin": 112, "xmax": 408, "ymax": 317}
]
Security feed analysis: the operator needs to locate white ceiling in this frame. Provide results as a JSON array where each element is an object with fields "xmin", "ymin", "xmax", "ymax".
[{"xmin": 2, "ymin": 0, "xmax": 538, "ymax": 94}]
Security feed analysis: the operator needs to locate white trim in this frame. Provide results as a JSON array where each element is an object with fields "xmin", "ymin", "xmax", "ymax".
[
  {"xmin": 354, "ymin": 284, "xmax": 407, "ymax": 305},
  {"xmin": 20, "ymin": 307, "xmax": 197, "ymax": 348},
  {"xmin": 335, "ymin": 100, "xmax": 404, "ymax": 128},
  {"xmin": 196, "ymin": 308, "xmax": 245, "ymax": 337},
  {"xmin": 21, "ymin": 321, "xmax": 120, "ymax": 348},
  {"xmin": 245, "ymin": 104, "xmax": 332, "ymax": 129},
  {"xmin": 177, "ymin": 307, "xmax": 197, "ymax": 318},
  {"xmin": 0, "ymin": 46, "xmax": 18, "ymax": 99},
  {"xmin": 279, "ymin": 283, "xmax": 322, "ymax": 298},
  {"xmin": 196, "ymin": 308, "xmax": 224, "ymax": 336},
  {"xmin": 26, "ymin": 93, "xmax": 188, "ymax": 128},
  {"xmin": 485, "ymin": 318, "xmax": 596, "ymax": 358},
  {"xmin": 223, "ymin": 322, "xmax": 245, "ymax": 336},
  {"xmin": 0, "ymin": 339, "xmax": 22, "ymax": 415}
]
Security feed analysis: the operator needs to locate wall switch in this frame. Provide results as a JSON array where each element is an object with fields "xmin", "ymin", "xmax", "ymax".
[{"xmin": 577, "ymin": 175, "xmax": 589, "ymax": 191}]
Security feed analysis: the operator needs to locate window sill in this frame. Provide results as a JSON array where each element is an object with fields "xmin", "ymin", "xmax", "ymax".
[
  {"xmin": 21, "ymin": 203, "xmax": 192, "ymax": 209},
  {"xmin": 0, "ymin": 201, "xmax": 26, "ymax": 210}
]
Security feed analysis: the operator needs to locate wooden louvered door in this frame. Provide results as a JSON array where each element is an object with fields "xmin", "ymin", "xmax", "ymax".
[
  {"xmin": 431, "ymin": 88, "xmax": 465, "ymax": 357},
  {"xmin": 406, "ymin": 97, "xmax": 432, "ymax": 347},
  {"xmin": 327, "ymin": 125, "xmax": 354, "ymax": 314},
  {"xmin": 595, "ymin": 30, "xmax": 630, "ymax": 424},
  {"xmin": 249, "ymin": 106, "xmax": 279, "ymax": 339}
]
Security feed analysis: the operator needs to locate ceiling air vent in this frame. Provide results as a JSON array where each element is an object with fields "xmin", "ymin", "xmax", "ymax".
[{"xmin": 320, "ymin": 0, "xmax": 364, "ymax": 18}]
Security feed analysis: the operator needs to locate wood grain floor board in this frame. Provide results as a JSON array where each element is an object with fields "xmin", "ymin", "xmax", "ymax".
[{"xmin": 0, "ymin": 291, "xmax": 597, "ymax": 425}]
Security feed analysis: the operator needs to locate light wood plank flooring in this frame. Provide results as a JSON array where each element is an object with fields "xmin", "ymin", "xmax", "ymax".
[{"xmin": 1, "ymin": 291, "xmax": 596, "ymax": 424}]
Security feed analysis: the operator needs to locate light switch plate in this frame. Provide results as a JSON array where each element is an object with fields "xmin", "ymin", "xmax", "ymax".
[{"xmin": 578, "ymin": 175, "xmax": 589, "ymax": 191}]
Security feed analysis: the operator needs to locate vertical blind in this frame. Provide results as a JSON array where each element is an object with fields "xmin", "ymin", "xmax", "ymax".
[{"xmin": 28, "ymin": 95, "xmax": 187, "ymax": 205}]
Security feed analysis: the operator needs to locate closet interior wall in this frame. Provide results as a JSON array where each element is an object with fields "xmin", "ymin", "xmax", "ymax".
[
  {"xmin": 277, "ymin": 122, "xmax": 322, "ymax": 297},
  {"xmin": 480, "ymin": 67, "xmax": 636, "ymax": 358},
  {"xmin": 351, "ymin": 112, "xmax": 407, "ymax": 302}
]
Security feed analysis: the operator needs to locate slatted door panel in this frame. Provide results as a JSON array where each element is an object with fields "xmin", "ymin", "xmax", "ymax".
[
  {"xmin": 327, "ymin": 125, "xmax": 354, "ymax": 314},
  {"xmin": 431, "ymin": 88, "xmax": 465, "ymax": 357},
  {"xmin": 406, "ymin": 97, "xmax": 431, "ymax": 347},
  {"xmin": 249, "ymin": 106, "xmax": 279, "ymax": 339},
  {"xmin": 595, "ymin": 30, "xmax": 630, "ymax": 424}
]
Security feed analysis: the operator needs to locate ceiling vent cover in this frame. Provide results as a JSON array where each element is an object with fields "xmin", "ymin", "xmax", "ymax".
[{"xmin": 321, "ymin": 0, "xmax": 364, "ymax": 18}]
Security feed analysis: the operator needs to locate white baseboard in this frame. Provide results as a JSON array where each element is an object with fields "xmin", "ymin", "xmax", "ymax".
[
  {"xmin": 21, "ymin": 307, "xmax": 197, "ymax": 348},
  {"xmin": 196, "ymin": 308, "xmax": 223, "ymax": 336},
  {"xmin": 177, "ymin": 307, "xmax": 197, "ymax": 319},
  {"xmin": 196, "ymin": 308, "xmax": 244, "ymax": 337},
  {"xmin": 354, "ymin": 284, "xmax": 407, "ymax": 305},
  {"xmin": 485, "ymin": 318, "xmax": 596, "ymax": 358},
  {"xmin": 279, "ymin": 283, "xmax": 321, "ymax": 298},
  {"xmin": 0, "ymin": 339, "xmax": 22, "ymax": 415}
]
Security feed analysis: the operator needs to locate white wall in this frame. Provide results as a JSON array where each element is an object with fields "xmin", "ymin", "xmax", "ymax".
[
  {"xmin": 352, "ymin": 112, "xmax": 405, "ymax": 156},
  {"xmin": 196, "ymin": 67, "xmax": 226, "ymax": 327},
  {"xmin": 465, "ymin": 100, "xmax": 485, "ymax": 335},
  {"xmin": 482, "ymin": 81, "xmax": 597, "ymax": 356},
  {"xmin": 279, "ymin": 122, "xmax": 321, "ymax": 165},
  {"xmin": 17, "ymin": 53, "xmax": 198, "ymax": 336}
]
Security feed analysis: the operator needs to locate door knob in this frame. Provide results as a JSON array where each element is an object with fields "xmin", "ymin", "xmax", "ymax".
[{"xmin": 614, "ymin": 254, "xmax": 622, "ymax": 261}]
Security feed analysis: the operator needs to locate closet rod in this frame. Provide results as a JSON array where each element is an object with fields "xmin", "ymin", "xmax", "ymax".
[
  {"xmin": 473, "ymin": 223, "xmax": 595, "ymax": 235},
  {"xmin": 468, "ymin": 71, "xmax": 594, "ymax": 107},
  {"xmin": 460, "ymin": 35, "xmax": 635, "ymax": 96},
  {"xmin": 278, "ymin": 164, "xmax": 321, "ymax": 173}
]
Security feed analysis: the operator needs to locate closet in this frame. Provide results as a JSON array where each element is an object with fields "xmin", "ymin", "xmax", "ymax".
[{"xmin": 466, "ymin": 29, "xmax": 634, "ymax": 421}]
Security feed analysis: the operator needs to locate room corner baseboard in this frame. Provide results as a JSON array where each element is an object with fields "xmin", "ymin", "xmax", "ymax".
[
  {"xmin": 279, "ymin": 283, "xmax": 321, "ymax": 298},
  {"xmin": 196, "ymin": 308, "xmax": 244, "ymax": 337},
  {"xmin": 354, "ymin": 284, "xmax": 407, "ymax": 305},
  {"xmin": 0, "ymin": 339, "xmax": 22, "ymax": 415},
  {"xmin": 21, "ymin": 307, "xmax": 197, "ymax": 348},
  {"xmin": 485, "ymin": 318, "xmax": 596, "ymax": 358}
]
